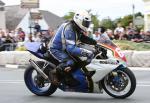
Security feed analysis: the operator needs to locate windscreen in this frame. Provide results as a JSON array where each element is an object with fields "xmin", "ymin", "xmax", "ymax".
[{"xmin": 98, "ymin": 33, "xmax": 117, "ymax": 49}]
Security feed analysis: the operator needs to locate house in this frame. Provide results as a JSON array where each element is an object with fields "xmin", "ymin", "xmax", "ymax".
[
  {"xmin": 0, "ymin": 1, "xmax": 64, "ymax": 33},
  {"xmin": 143, "ymin": 0, "xmax": 150, "ymax": 31}
]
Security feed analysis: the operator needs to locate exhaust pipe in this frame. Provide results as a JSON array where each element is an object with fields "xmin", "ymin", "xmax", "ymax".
[{"xmin": 29, "ymin": 59, "xmax": 48, "ymax": 80}]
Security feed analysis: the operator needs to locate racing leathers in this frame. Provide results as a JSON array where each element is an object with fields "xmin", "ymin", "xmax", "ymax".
[{"xmin": 49, "ymin": 21, "xmax": 97, "ymax": 72}]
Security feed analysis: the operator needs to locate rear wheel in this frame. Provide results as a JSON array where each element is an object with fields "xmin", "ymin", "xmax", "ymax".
[
  {"xmin": 24, "ymin": 61, "xmax": 57, "ymax": 96},
  {"xmin": 102, "ymin": 67, "xmax": 136, "ymax": 99}
]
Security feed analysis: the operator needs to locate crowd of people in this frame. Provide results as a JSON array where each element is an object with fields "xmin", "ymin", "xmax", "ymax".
[
  {"xmin": 87, "ymin": 23, "xmax": 150, "ymax": 43},
  {"xmin": 0, "ymin": 26, "xmax": 55, "ymax": 51},
  {"xmin": 0, "ymin": 22, "xmax": 150, "ymax": 51}
]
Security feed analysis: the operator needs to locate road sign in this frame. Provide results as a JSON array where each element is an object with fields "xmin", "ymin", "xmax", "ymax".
[
  {"xmin": 21, "ymin": 0, "xmax": 39, "ymax": 8},
  {"xmin": 135, "ymin": 16, "xmax": 144, "ymax": 26}
]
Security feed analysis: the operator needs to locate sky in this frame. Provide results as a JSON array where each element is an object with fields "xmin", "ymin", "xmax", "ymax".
[{"xmin": 2, "ymin": 0, "xmax": 145, "ymax": 20}]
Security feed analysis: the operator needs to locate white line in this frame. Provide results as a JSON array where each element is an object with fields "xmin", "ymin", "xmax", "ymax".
[
  {"xmin": 138, "ymin": 82, "xmax": 150, "ymax": 84},
  {"xmin": 0, "ymin": 80, "xmax": 24, "ymax": 84},
  {"xmin": 0, "ymin": 82, "xmax": 24, "ymax": 84},
  {"xmin": 137, "ymin": 84, "xmax": 150, "ymax": 87},
  {"xmin": 5, "ymin": 64, "xmax": 19, "ymax": 69},
  {"xmin": 129, "ymin": 67, "xmax": 150, "ymax": 71}
]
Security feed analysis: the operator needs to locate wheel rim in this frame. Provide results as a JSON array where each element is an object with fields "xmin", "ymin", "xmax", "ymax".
[
  {"xmin": 27, "ymin": 69, "xmax": 51, "ymax": 93},
  {"xmin": 104, "ymin": 70, "xmax": 131, "ymax": 96}
]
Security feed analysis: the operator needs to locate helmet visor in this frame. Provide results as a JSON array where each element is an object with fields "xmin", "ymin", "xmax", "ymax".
[{"xmin": 82, "ymin": 20, "xmax": 91, "ymax": 28}]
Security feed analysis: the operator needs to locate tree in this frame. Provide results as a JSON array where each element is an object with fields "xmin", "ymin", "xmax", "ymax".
[
  {"xmin": 120, "ymin": 15, "xmax": 133, "ymax": 28},
  {"xmin": 100, "ymin": 17, "xmax": 114, "ymax": 29},
  {"xmin": 63, "ymin": 12, "xmax": 74, "ymax": 20},
  {"xmin": 135, "ymin": 12, "xmax": 144, "ymax": 18},
  {"xmin": 113, "ymin": 18, "xmax": 122, "ymax": 28},
  {"xmin": 113, "ymin": 12, "xmax": 144, "ymax": 28}
]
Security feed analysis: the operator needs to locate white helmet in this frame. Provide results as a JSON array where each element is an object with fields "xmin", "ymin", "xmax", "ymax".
[{"xmin": 73, "ymin": 10, "xmax": 91, "ymax": 32}]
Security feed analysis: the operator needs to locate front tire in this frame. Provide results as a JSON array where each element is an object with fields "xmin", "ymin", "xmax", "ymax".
[
  {"xmin": 102, "ymin": 67, "xmax": 136, "ymax": 99},
  {"xmin": 24, "ymin": 61, "xmax": 57, "ymax": 96}
]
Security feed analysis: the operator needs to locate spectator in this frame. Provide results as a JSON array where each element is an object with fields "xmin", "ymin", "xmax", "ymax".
[
  {"xmin": 34, "ymin": 22, "xmax": 41, "ymax": 33},
  {"xmin": 48, "ymin": 28, "xmax": 55, "ymax": 39},
  {"xmin": 119, "ymin": 29, "xmax": 128, "ymax": 40},
  {"xmin": 107, "ymin": 29, "xmax": 114, "ymax": 40},
  {"xmin": 33, "ymin": 32, "xmax": 41, "ymax": 42},
  {"xmin": 114, "ymin": 23, "xmax": 125, "ymax": 40},
  {"xmin": 25, "ymin": 35, "xmax": 34, "ymax": 42},
  {"xmin": 9, "ymin": 30, "xmax": 17, "ymax": 42},
  {"xmin": 0, "ymin": 30, "xmax": 6, "ymax": 44},
  {"xmin": 131, "ymin": 30, "xmax": 143, "ymax": 42},
  {"xmin": 98, "ymin": 26, "xmax": 110, "ymax": 43},
  {"xmin": 93, "ymin": 31, "xmax": 100, "ymax": 41},
  {"xmin": 143, "ymin": 30, "xmax": 150, "ymax": 42},
  {"xmin": 126, "ymin": 29, "xmax": 134, "ymax": 41},
  {"xmin": 140, "ymin": 29, "xmax": 145, "ymax": 39},
  {"xmin": 128, "ymin": 22, "xmax": 135, "ymax": 31},
  {"xmin": 0, "ymin": 29, "xmax": 5, "ymax": 45},
  {"xmin": 114, "ymin": 30, "xmax": 121, "ymax": 40},
  {"xmin": 16, "ymin": 28, "xmax": 25, "ymax": 42},
  {"xmin": 41, "ymin": 28, "xmax": 55, "ymax": 44}
]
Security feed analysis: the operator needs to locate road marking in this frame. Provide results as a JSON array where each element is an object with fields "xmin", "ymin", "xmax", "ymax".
[
  {"xmin": 0, "ymin": 80, "xmax": 24, "ymax": 84},
  {"xmin": 137, "ymin": 84, "xmax": 150, "ymax": 87},
  {"xmin": 137, "ymin": 82, "xmax": 150, "ymax": 87},
  {"xmin": 5, "ymin": 64, "xmax": 19, "ymax": 69},
  {"xmin": 130, "ymin": 67, "xmax": 150, "ymax": 71}
]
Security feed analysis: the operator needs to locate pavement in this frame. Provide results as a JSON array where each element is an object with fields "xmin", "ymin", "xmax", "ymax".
[{"xmin": 0, "ymin": 67, "xmax": 150, "ymax": 103}]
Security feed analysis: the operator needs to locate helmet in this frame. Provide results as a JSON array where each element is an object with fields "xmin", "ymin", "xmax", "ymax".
[{"xmin": 73, "ymin": 10, "xmax": 91, "ymax": 32}]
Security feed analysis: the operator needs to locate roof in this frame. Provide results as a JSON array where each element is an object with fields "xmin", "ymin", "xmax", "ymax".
[
  {"xmin": 5, "ymin": 5, "xmax": 28, "ymax": 30},
  {"xmin": 40, "ymin": 10, "xmax": 64, "ymax": 29},
  {"xmin": 4, "ymin": 5, "xmax": 64, "ymax": 30},
  {"xmin": 0, "ymin": 0, "xmax": 5, "ymax": 5}
]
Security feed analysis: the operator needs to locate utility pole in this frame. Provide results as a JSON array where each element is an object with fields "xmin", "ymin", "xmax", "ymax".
[{"xmin": 132, "ymin": 3, "xmax": 135, "ymax": 29}]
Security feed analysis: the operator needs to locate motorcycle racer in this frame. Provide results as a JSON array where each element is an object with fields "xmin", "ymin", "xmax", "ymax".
[{"xmin": 49, "ymin": 10, "xmax": 97, "ymax": 85}]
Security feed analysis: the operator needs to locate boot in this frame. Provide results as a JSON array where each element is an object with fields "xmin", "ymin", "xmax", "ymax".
[
  {"xmin": 49, "ymin": 69, "xmax": 60, "ymax": 86},
  {"xmin": 56, "ymin": 64, "xmax": 80, "ymax": 87}
]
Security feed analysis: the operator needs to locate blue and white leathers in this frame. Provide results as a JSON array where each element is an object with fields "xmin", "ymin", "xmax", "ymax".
[{"xmin": 50, "ymin": 22, "xmax": 84, "ymax": 66}]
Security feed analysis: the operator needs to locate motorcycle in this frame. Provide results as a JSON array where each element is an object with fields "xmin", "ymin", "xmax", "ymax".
[{"xmin": 24, "ymin": 38, "xmax": 136, "ymax": 99}]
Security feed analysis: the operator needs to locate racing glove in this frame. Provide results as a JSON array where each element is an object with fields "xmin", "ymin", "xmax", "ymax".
[{"xmin": 81, "ymin": 48, "xmax": 93, "ymax": 58}]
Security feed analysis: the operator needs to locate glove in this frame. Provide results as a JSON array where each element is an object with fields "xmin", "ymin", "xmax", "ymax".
[
  {"xmin": 39, "ymin": 43, "xmax": 47, "ymax": 53},
  {"xmin": 81, "ymin": 48, "xmax": 94, "ymax": 58}
]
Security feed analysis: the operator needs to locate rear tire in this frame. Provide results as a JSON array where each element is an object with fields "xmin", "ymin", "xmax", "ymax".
[
  {"xmin": 24, "ymin": 61, "xmax": 57, "ymax": 96},
  {"xmin": 102, "ymin": 67, "xmax": 136, "ymax": 99}
]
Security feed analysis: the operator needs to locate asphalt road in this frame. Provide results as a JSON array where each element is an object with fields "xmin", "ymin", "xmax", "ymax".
[{"xmin": 0, "ymin": 67, "xmax": 150, "ymax": 103}]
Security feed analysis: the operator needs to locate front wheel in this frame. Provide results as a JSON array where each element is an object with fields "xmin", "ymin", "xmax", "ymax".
[
  {"xmin": 102, "ymin": 67, "xmax": 136, "ymax": 99},
  {"xmin": 24, "ymin": 62, "xmax": 57, "ymax": 96}
]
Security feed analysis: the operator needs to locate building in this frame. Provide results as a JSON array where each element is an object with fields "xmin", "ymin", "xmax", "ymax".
[
  {"xmin": 0, "ymin": 0, "xmax": 6, "ymax": 29},
  {"xmin": 143, "ymin": 0, "xmax": 150, "ymax": 31},
  {"xmin": 0, "ymin": 1, "xmax": 64, "ymax": 33}
]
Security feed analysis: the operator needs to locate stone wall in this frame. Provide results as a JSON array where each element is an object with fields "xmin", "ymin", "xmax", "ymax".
[{"xmin": 0, "ymin": 51, "xmax": 150, "ymax": 67}]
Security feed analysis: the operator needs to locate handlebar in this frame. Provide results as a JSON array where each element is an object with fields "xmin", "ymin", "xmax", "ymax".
[{"xmin": 94, "ymin": 44, "xmax": 108, "ymax": 59}]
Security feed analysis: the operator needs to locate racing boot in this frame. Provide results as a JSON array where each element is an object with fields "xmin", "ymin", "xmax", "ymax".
[
  {"xmin": 49, "ymin": 68, "xmax": 60, "ymax": 86},
  {"xmin": 56, "ymin": 64, "xmax": 80, "ymax": 87}
]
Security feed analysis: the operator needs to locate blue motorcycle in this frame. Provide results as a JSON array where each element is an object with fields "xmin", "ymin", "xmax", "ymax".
[{"xmin": 24, "ymin": 41, "xmax": 136, "ymax": 99}]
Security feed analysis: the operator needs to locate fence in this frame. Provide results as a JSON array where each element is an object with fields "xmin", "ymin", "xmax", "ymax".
[{"xmin": 0, "ymin": 43, "xmax": 17, "ymax": 51}]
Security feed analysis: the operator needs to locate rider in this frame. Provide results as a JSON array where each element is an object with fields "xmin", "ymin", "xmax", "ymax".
[{"xmin": 49, "ymin": 10, "xmax": 97, "ymax": 85}]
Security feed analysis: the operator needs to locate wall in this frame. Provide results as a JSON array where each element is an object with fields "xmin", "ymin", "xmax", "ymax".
[{"xmin": 0, "ymin": 51, "xmax": 150, "ymax": 67}]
